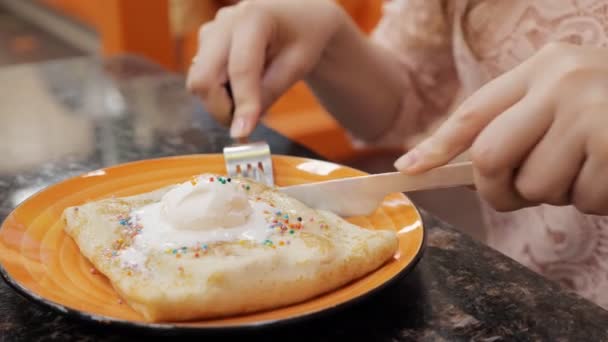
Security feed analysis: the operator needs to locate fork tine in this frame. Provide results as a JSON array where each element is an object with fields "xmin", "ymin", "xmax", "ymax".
[
  {"xmin": 252, "ymin": 165, "xmax": 263, "ymax": 184},
  {"xmin": 261, "ymin": 159, "xmax": 274, "ymax": 185}
]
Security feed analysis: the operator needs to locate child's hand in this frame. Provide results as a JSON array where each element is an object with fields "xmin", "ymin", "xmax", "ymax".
[
  {"xmin": 186, "ymin": 0, "xmax": 347, "ymax": 138},
  {"xmin": 395, "ymin": 42, "xmax": 608, "ymax": 215}
]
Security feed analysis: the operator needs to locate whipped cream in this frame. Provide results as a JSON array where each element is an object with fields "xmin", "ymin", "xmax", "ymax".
[
  {"xmin": 121, "ymin": 176, "xmax": 274, "ymax": 257},
  {"xmin": 160, "ymin": 177, "xmax": 252, "ymax": 230}
]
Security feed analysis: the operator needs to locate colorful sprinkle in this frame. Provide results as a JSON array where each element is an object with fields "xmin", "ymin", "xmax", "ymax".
[
  {"xmin": 290, "ymin": 230, "xmax": 295, "ymax": 234},
  {"xmin": 279, "ymin": 241, "xmax": 285, "ymax": 246},
  {"xmin": 194, "ymin": 253, "xmax": 200, "ymax": 258},
  {"xmin": 209, "ymin": 177, "xmax": 215, "ymax": 182},
  {"xmin": 297, "ymin": 217, "xmax": 303, "ymax": 222}
]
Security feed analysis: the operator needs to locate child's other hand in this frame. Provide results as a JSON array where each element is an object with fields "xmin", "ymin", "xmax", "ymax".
[{"xmin": 395, "ymin": 42, "xmax": 608, "ymax": 215}]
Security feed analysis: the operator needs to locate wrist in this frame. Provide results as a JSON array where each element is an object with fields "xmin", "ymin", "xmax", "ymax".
[{"xmin": 308, "ymin": 10, "xmax": 364, "ymax": 82}]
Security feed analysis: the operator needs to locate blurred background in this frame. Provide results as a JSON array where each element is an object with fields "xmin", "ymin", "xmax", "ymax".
[
  {"xmin": 0, "ymin": 0, "xmax": 383, "ymax": 162},
  {"xmin": 0, "ymin": 0, "xmax": 484, "ymax": 239}
]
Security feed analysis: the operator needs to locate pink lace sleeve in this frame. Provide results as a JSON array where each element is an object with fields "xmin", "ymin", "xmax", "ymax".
[{"xmin": 365, "ymin": 0, "xmax": 461, "ymax": 149}]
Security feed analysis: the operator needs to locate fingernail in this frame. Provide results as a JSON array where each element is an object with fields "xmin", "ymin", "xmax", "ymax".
[
  {"xmin": 230, "ymin": 117, "xmax": 248, "ymax": 138},
  {"xmin": 394, "ymin": 150, "xmax": 419, "ymax": 171}
]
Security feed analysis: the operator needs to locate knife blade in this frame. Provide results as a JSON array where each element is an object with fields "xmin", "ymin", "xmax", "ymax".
[{"xmin": 279, "ymin": 161, "xmax": 474, "ymax": 217}]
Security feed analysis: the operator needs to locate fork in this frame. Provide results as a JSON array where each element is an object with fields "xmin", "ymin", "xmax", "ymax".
[
  {"xmin": 223, "ymin": 141, "xmax": 274, "ymax": 185},
  {"xmin": 221, "ymin": 83, "xmax": 275, "ymax": 185}
]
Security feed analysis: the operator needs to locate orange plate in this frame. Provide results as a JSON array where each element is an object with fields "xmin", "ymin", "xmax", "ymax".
[{"xmin": 0, "ymin": 155, "xmax": 424, "ymax": 331}]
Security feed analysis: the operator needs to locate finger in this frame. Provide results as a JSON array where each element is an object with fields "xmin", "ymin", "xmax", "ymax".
[
  {"xmin": 395, "ymin": 60, "xmax": 533, "ymax": 174},
  {"xmin": 572, "ymin": 124, "xmax": 608, "ymax": 214},
  {"xmin": 260, "ymin": 47, "xmax": 310, "ymax": 110},
  {"xmin": 470, "ymin": 96, "xmax": 552, "ymax": 211},
  {"xmin": 473, "ymin": 170, "xmax": 528, "ymax": 212},
  {"xmin": 203, "ymin": 85, "xmax": 233, "ymax": 126},
  {"xmin": 227, "ymin": 13, "xmax": 273, "ymax": 138},
  {"xmin": 187, "ymin": 23, "xmax": 230, "ymax": 94},
  {"xmin": 186, "ymin": 24, "xmax": 233, "ymax": 125},
  {"xmin": 215, "ymin": 5, "xmax": 236, "ymax": 21},
  {"xmin": 572, "ymin": 157, "xmax": 608, "ymax": 215},
  {"xmin": 514, "ymin": 110, "xmax": 586, "ymax": 206}
]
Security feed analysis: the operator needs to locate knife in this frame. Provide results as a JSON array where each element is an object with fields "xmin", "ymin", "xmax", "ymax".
[{"xmin": 279, "ymin": 161, "xmax": 474, "ymax": 217}]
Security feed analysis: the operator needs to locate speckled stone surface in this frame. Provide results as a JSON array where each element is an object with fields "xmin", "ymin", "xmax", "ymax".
[{"xmin": 0, "ymin": 56, "xmax": 607, "ymax": 341}]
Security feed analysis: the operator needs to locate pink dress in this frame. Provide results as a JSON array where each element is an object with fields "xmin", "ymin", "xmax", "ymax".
[{"xmin": 371, "ymin": 0, "xmax": 608, "ymax": 309}]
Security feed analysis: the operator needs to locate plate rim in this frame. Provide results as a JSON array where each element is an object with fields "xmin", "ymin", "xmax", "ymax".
[{"xmin": 0, "ymin": 154, "xmax": 426, "ymax": 332}]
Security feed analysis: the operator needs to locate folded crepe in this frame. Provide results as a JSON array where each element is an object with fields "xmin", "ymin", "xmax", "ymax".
[{"xmin": 63, "ymin": 174, "xmax": 398, "ymax": 322}]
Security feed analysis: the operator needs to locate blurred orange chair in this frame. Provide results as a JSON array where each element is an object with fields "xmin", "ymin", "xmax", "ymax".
[{"xmin": 40, "ymin": 0, "xmax": 177, "ymax": 70}]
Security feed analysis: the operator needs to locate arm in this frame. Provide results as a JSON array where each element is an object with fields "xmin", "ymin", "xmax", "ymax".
[
  {"xmin": 306, "ymin": 19, "xmax": 406, "ymax": 142},
  {"xmin": 308, "ymin": 0, "xmax": 460, "ymax": 146}
]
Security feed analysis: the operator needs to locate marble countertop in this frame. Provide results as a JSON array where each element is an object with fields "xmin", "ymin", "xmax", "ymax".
[{"xmin": 0, "ymin": 56, "xmax": 606, "ymax": 341}]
